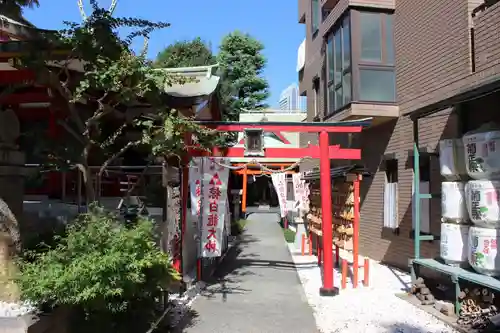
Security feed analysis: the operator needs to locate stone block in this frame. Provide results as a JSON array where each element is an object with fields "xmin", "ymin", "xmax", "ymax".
[{"xmin": 434, "ymin": 300, "xmax": 454, "ymax": 316}]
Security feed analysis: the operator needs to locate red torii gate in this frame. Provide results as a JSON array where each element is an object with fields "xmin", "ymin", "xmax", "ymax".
[{"xmin": 191, "ymin": 119, "xmax": 370, "ymax": 296}]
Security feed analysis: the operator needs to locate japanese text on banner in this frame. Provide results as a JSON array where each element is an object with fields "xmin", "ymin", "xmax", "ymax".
[
  {"xmin": 201, "ymin": 157, "xmax": 229, "ymax": 258},
  {"xmin": 271, "ymin": 173, "xmax": 288, "ymax": 218},
  {"xmin": 189, "ymin": 157, "xmax": 203, "ymax": 217}
]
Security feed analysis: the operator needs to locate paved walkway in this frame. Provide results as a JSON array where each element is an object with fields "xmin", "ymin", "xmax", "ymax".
[{"xmin": 175, "ymin": 213, "xmax": 318, "ymax": 333}]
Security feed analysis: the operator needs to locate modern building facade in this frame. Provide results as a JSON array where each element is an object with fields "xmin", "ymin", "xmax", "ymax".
[
  {"xmin": 278, "ymin": 83, "xmax": 307, "ymax": 112},
  {"xmin": 298, "ymin": 0, "xmax": 500, "ymax": 269}
]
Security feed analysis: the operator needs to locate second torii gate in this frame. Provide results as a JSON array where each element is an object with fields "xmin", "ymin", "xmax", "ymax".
[{"xmin": 191, "ymin": 119, "xmax": 371, "ymax": 296}]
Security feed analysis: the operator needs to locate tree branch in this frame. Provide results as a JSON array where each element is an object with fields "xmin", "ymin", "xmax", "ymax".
[
  {"xmin": 56, "ymin": 119, "xmax": 86, "ymax": 145},
  {"xmin": 98, "ymin": 140, "xmax": 141, "ymax": 177},
  {"xmin": 47, "ymin": 70, "xmax": 87, "ymax": 134}
]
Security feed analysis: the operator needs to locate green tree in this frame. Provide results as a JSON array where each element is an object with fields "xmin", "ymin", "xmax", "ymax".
[
  {"xmin": 153, "ymin": 37, "xmax": 232, "ymax": 146},
  {"xmin": 0, "ymin": 0, "xmax": 39, "ymax": 23},
  {"xmin": 17, "ymin": 209, "xmax": 180, "ymax": 333},
  {"xmin": 217, "ymin": 31, "xmax": 270, "ymax": 120},
  {"xmin": 154, "ymin": 37, "xmax": 216, "ymax": 68},
  {"xmin": 19, "ymin": 2, "xmax": 216, "ymax": 203}
]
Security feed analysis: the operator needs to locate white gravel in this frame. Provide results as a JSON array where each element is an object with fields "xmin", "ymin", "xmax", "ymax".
[
  {"xmin": 0, "ymin": 301, "xmax": 36, "ymax": 318},
  {"xmin": 288, "ymin": 244, "xmax": 460, "ymax": 333},
  {"xmin": 167, "ymin": 281, "xmax": 206, "ymax": 327}
]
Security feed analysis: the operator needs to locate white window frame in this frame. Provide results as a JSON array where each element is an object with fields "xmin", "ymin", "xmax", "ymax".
[
  {"xmin": 313, "ymin": 80, "xmax": 319, "ymax": 118},
  {"xmin": 383, "ymin": 162, "xmax": 398, "ymax": 229}
]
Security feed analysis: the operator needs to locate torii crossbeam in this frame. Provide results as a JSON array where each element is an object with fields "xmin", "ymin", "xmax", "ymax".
[{"xmin": 192, "ymin": 119, "xmax": 371, "ymax": 296}]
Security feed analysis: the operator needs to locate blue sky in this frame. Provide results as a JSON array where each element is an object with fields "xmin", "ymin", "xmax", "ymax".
[{"xmin": 23, "ymin": 0, "xmax": 304, "ymax": 107}]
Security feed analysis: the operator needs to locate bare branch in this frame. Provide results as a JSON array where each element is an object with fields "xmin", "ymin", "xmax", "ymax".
[
  {"xmin": 126, "ymin": 162, "xmax": 152, "ymax": 196},
  {"xmin": 47, "ymin": 70, "xmax": 87, "ymax": 134},
  {"xmin": 98, "ymin": 140, "xmax": 141, "ymax": 177},
  {"xmin": 56, "ymin": 119, "xmax": 86, "ymax": 145}
]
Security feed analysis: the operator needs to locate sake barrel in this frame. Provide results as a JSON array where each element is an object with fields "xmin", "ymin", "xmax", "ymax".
[
  {"xmin": 468, "ymin": 226, "xmax": 500, "ymax": 276},
  {"xmin": 465, "ymin": 180, "xmax": 500, "ymax": 228},
  {"xmin": 441, "ymin": 182, "xmax": 468, "ymax": 223},
  {"xmin": 440, "ymin": 223, "xmax": 469, "ymax": 267},
  {"xmin": 439, "ymin": 139, "xmax": 466, "ymax": 180},
  {"xmin": 463, "ymin": 127, "xmax": 500, "ymax": 180}
]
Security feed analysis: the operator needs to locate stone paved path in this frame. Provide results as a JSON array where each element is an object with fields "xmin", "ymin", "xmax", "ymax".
[{"xmin": 175, "ymin": 213, "xmax": 318, "ymax": 333}]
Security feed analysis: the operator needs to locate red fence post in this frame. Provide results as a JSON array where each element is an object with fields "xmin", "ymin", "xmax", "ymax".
[
  {"xmin": 363, "ymin": 258, "xmax": 370, "ymax": 287},
  {"xmin": 341, "ymin": 259, "xmax": 348, "ymax": 289},
  {"xmin": 353, "ymin": 175, "xmax": 360, "ymax": 288}
]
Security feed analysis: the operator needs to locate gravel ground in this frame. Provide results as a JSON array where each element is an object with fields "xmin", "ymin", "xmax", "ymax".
[
  {"xmin": 288, "ymin": 244, "xmax": 460, "ymax": 333},
  {"xmin": 0, "ymin": 301, "xmax": 35, "ymax": 317}
]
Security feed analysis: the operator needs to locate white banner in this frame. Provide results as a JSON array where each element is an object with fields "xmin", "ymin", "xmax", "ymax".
[
  {"xmin": 189, "ymin": 157, "xmax": 203, "ymax": 217},
  {"xmin": 292, "ymin": 173, "xmax": 310, "ymax": 213},
  {"xmin": 303, "ymin": 181, "xmax": 310, "ymax": 213},
  {"xmin": 292, "ymin": 173, "xmax": 303, "ymax": 211},
  {"xmin": 271, "ymin": 172, "xmax": 288, "ymax": 218},
  {"xmin": 201, "ymin": 157, "xmax": 229, "ymax": 258}
]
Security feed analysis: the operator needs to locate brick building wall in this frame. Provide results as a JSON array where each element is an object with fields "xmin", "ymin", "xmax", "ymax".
[{"xmin": 298, "ymin": 0, "xmax": 500, "ymax": 269}]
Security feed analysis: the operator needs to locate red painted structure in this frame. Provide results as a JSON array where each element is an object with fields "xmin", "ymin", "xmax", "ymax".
[
  {"xmin": 1, "ymin": 55, "xmax": 367, "ymax": 294},
  {"xmin": 190, "ymin": 119, "xmax": 370, "ymax": 296}
]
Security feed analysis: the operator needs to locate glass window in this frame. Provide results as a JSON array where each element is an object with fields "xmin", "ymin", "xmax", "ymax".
[
  {"xmin": 360, "ymin": 12, "xmax": 382, "ymax": 62},
  {"xmin": 342, "ymin": 16, "xmax": 351, "ymax": 68},
  {"xmin": 359, "ymin": 69, "xmax": 396, "ymax": 102},
  {"xmin": 385, "ymin": 15, "xmax": 395, "ymax": 65},
  {"xmin": 343, "ymin": 72, "xmax": 351, "ymax": 104},
  {"xmin": 335, "ymin": 87, "xmax": 342, "ymax": 110},
  {"xmin": 333, "ymin": 30, "xmax": 343, "ymax": 84},
  {"xmin": 327, "ymin": 36, "xmax": 334, "ymax": 82},
  {"xmin": 334, "ymin": 31, "xmax": 342, "ymax": 85},
  {"xmin": 328, "ymin": 84, "xmax": 335, "ymax": 114},
  {"xmin": 311, "ymin": 0, "xmax": 320, "ymax": 32},
  {"xmin": 326, "ymin": 14, "xmax": 352, "ymax": 115}
]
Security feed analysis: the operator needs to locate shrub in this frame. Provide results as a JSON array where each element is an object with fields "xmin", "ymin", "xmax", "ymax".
[
  {"xmin": 16, "ymin": 208, "xmax": 179, "ymax": 332},
  {"xmin": 283, "ymin": 229, "xmax": 296, "ymax": 243},
  {"xmin": 231, "ymin": 219, "xmax": 247, "ymax": 235}
]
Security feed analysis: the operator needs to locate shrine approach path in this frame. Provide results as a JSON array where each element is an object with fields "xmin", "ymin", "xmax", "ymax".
[{"xmin": 175, "ymin": 212, "xmax": 318, "ymax": 333}]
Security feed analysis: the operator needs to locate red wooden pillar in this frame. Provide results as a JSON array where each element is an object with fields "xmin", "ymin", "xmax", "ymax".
[
  {"xmin": 319, "ymin": 131, "xmax": 338, "ymax": 296},
  {"xmin": 176, "ymin": 133, "xmax": 192, "ymax": 274},
  {"xmin": 353, "ymin": 174, "xmax": 360, "ymax": 288}
]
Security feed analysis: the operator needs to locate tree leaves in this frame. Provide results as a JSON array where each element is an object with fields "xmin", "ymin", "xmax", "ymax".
[
  {"xmin": 16, "ymin": 210, "xmax": 179, "ymax": 313},
  {"xmin": 17, "ymin": 3, "xmax": 222, "ymax": 200},
  {"xmin": 217, "ymin": 31, "xmax": 270, "ymax": 119},
  {"xmin": 138, "ymin": 109, "xmax": 223, "ymax": 160},
  {"xmin": 154, "ymin": 37, "xmax": 216, "ymax": 68}
]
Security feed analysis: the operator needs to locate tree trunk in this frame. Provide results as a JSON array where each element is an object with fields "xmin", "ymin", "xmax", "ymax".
[
  {"xmin": 77, "ymin": 163, "xmax": 96, "ymax": 205},
  {"xmin": 80, "ymin": 144, "xmax": 97, "ymax": 205}
]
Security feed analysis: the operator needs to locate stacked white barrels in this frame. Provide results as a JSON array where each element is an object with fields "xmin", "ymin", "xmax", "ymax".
[
  {"xmin": 439, "ymin": 138, "xmax": 469, "ymax": 268},
  {"xmin": 463, "ymin": 125, "xmax": 500, "ymax": 276}
]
